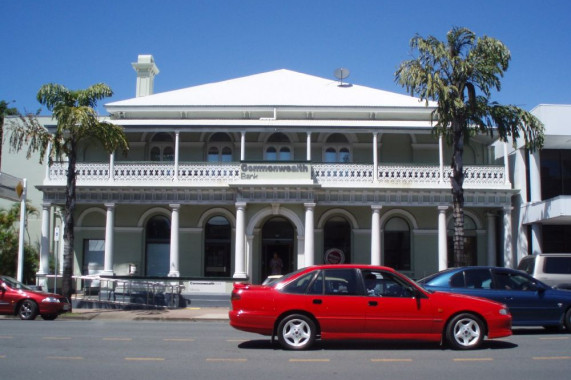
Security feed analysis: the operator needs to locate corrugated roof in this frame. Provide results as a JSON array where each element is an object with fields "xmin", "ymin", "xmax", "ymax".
[{"xmin": 106, "ymin": 69, "xmax": 430, "ymax": 109}]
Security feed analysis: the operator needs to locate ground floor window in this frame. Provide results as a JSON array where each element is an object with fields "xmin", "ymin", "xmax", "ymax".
[
  {"xmin": 324, "ymin": 217, "xmax": 351, "ymax": 264},
  {"xmin": 145, "ymin": 215, "xmax": 170, "ymax": 276},
  {"xmin": 384, "ymin": 217, "xmax": 411, "ymax": 271},
  {"xmin": 204, "ymin": 216, "xmax": 231, "ymax": 277},
  {"xmin": 542, "ymin": 225, "xmax": 571, "ymax": 252},
  {"xmin": 82, "ymin": 239, "xmax": 104, "ymax": 275}
]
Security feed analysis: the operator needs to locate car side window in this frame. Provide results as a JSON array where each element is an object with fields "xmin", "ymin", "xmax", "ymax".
[
  {"xmin": 323, "ymin": 269, "xmax": 362, "ymax": 296},
  {"xmin": 283, "ymin": 272, "xmax": 316, "ymax": 294},
  {"xmin": 464, "ymin": 269, "xmax": 493, "ymax": 289},
  {"xmin": 307, "ymin": 272, "xmax": 324, "ymax": 295},
  {"xmin": 361, "ymin": 270, "xmax": 414, "ymax": 298},
  {"xmin": 493, "ymin": 271, "xmax": 536, "ymax": 291}
]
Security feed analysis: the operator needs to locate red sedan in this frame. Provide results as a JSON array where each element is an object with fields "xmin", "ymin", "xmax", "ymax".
[
  {"xmin": 0, "ymin": 276, "xmax": 71, "ymax": 320},
  {"xmin": 229, "ymin": 265, "xmax": 512, "ymax": 350}
]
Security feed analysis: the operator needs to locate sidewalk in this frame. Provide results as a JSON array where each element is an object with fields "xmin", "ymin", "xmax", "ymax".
[
  {"xmin": 0, "ymin": 307, "xmax": 230, "ymax": 322},
  {"xmin": 62, "ymin": 307, "xmax": 230, "ymax": 321}
]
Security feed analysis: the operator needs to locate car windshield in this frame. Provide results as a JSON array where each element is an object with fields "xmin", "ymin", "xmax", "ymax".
[{"xmin": 0, "ymin": 276, "xmax": 33, "ymax": 290}]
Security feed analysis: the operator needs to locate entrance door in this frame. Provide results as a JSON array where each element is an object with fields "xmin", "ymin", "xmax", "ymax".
[{"xmin": 261, "ymin": 217, "xmax": 295, "ymax": 280}]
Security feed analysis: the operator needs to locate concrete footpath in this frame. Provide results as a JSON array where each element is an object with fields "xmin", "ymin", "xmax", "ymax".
[
  {"xmin": 63, "ymin": 307, "xmax": 231, "ymax": 321},
  {"xmin": 1, "ymin": 307, "xmax": 230, "ymax": 322}
]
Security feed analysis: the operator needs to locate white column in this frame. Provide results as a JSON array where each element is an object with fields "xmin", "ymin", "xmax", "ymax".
[
  {"xmin": 240, "ymin": 132, "xmax": 246, "ymax": 161},
  {"xmin": 371, "ymin": 206, "xmax": 382, "ymax": 265},
  {"xmin": 306, "ymin": 132, "xmax": 312, "ymax": 161},
  {"xmin": 503, "ymin": 142, "xmax": 511, "ymax": 186},
  {"xmin": 102, "ymin": 203, "xmax": 115, "ymax": 275},
  {"xmin": 438, "ymin": 206, "xmax": 448, "ymax": 270},
  {"xmin": 16, "ymin": 179, "xmax": 27, "ymax": 282},
  {"xmin": 168, "ymin": 204, "xmax": 180, "ymax": 277},
  {"xmin": 233, "ymin": 202, "xmax": 247, "ymax": 279},
  {"xmin": 246, "ymin": 234, "xmax": 254, "ymax": 281},
  {"xmin": 109, "ymin": 153, "xmax": 115, "ymax": 181},
  {"xmin": 304, "ymin": 203, "xmax": 316, "ymax": 267},
  {"xmin": 531, "ymin": 225, "xmax": 542, "ymax": 255},
  {"xmin": 174, "ymin": 131, "xmax": 180, "ymax": 181},
  {"xmin": 439, "ymin": 136, "xmax": 444, "ymax": 184},
  {"xmin": 39, "ymin": 203, "xmax": 50, "ymax": 275},
  {"xmin": 373, "ymin": 133, "xmax": 379, "ymax": 182},
  {"xmin": 57, "ymin": 210, "xmax": 65, "ymax": 274},
  {"xmin": 529, "ymin": 151, "xmax": 541, "ymax": 202},
  {"xmin": 487, "ymin": 212, "xmax": 497, "ymax": 266},
  {"xmin": 503, "ymin": 206, "xmax": 514, "ymax": 268}
]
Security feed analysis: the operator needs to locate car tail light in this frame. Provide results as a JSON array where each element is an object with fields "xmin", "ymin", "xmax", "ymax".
[{"xmin": 231, "ymin": 292, "xmax": 241, "ymax": 301}]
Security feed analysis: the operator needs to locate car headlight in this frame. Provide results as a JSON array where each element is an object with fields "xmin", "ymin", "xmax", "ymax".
[{"xmin": 42, "ymin": 297, "xmax": 61, "ymax": 303}]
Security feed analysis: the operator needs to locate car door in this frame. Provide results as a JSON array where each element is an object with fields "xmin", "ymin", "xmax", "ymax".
[
  {"xmin": 305, "ymin": 269, "xmax": 367, "ymax": 336},
  {"xmin": 362, "ymin": 270, "xmax": 438, "ymax": 336},
  {"xmin": 491, "ymin": 269, "xmax": 562, "ymax": 324},
  {"xmin": 0, "ymin": 281, "xmax": 16, "ymax": 313}
]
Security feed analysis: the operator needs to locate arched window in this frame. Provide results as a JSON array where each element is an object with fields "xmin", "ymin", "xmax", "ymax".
[
  {"xmin": 145, "ymin": 215, "xmax": 170, "ymax": 276},
  {"xmin": 323, "ymin": 133, "xmax": 351, "ymax": 163},
  {"xmin": 204, "ymin": 216, "xmax": 231, "ymax": 277},
  {"xmin": 324, "ymin": 217, "xmax": 351, "ymax": 264},
  {"xmin": 448, "ymin": 215, "xmax": 478, "ymax": 266},
  {"xmin": 149, "ymin": 133, "xmax": 174, "ymax": 162},
  {"xmin": 265, "ymin": 133, "xmax": 292, "ymax": 161},
  {"xmin": 384, "ymin": 217, "xmax": 411, "ymax": 271},
  {"xmin": 207, "ymin": 133, "xmax": 233, "ymax": 162}
]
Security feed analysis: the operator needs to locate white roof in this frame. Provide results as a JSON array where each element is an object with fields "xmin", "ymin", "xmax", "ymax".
[{"xmin": 106, "ymin": 69, "xmax": 431, "ymax": 109}]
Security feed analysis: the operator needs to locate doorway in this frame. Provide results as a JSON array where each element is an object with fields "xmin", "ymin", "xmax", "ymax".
[{"xmin": 261, "ymin": 217, "xmax": 295, "ymax": 281}]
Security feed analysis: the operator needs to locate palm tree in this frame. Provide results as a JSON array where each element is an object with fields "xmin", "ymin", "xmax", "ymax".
[
  {"xmin": 395, "ymin": 27, "xmax": 544, "ymax": 267},
  {"xmin": 9, "ymin": 83, "xmax": 129, "ymax": 301}
]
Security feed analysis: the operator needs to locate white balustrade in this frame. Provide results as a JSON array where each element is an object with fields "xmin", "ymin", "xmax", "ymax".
[{"xmin": 45, "ymin": 162, "xmax": 508, "ymax": 189}]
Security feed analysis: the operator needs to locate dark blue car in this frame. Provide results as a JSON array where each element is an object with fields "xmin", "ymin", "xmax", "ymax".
[{"xmin": 418, "ymin": 266, "xmax": 571, "ymax": 330}]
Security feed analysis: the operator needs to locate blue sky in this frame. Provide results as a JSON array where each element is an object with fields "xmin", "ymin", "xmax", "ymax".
[{"xmin": 2, "ymin": 0, "xmax": 570, "ymax": 115}]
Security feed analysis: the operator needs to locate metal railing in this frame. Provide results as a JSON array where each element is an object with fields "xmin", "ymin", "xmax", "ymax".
[{"xmin": 62, "ymin": 275, "xmax": 186, "ymax": 309}]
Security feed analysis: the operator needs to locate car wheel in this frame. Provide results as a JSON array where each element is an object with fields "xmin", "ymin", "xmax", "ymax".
[
  {"xmin": 18, "ymin": 300, "xmax": 38, "ymax": 320},
  {"xmin": 41, "ymin": 314, "xmax": 58, "ymax": 321},
  {"xmin": 445, "ymin": 313, "xmax": 484, "ymax": 350},
  {"xmin": 277, "ymin": 314, "xmax": 316, "ymax": 350},
  {"xmin": 564, "ymin": 308, "xmax": 571, "ymax": 331}
]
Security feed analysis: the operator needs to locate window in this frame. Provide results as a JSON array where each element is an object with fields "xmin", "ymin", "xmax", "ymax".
[
  {"xmin": 283, "ymin": 271, "xmax": 317, "ymax": 294},
  {"xmin": 361, "ymin": 269, "xmax": 414, "ymax": 297},
  {"xmin": 384, "ymin": 217, "xmax": 411, "ymax": 271},
  {"xmin": 540, "ymin": 149, "xmax": 571, "ymax": 200},
  {"xmin": 207, "ymin": 133, "xmax": 233, "ymax": 162},
  {"xmin": 82, "ymin": 239, "xmax": 104, "ymax": 275},
  {"xmin": 204, "ymin": 216, "xmax": 231, "ymax": 277},
  {"xmin": 543, "ymin": 225, "xmax": 571, "ymax": 252},
  {"xmin": 492, "ymin": 271, "xmax": 536, "ymax": 291},
  {"xmin": 265, "ymin": 133, "xmax": 292, "ymax": 161},
  {"xmin": 450, "ymin": 269, "xmax": 493, "ymax": 289},
  {"xmin": 323, "ymin": 134, "xmax": 351, "ymax": 162},
  {"xmin": 323, "ymin": 269, "xmax": 362, "ymax": 296},
  {"xmin": 145, "ymin": 215, "xmax": 170, "ymax": 276},
  {"xmin": 149, "ymin": 132, "xmax": 174, "ymax": 162},
  {"xmin": 324, "ymin": 217, "xmax": 351, "ymax": 263}
]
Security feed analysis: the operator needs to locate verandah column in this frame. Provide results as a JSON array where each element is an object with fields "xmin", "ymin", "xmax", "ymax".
[
  {"xmin": 304, "ymin": 203, "xmax": 316, "ymax": 266},
  {"xmin": 37, "ymin": 203, "xmax": 51, "ymax": 289},
  {"xmin": 168, "ymin": 204, "xmax": 180, "ymax": 277},
  {"xmin": 371, "ymin": 205, "xmax": 382, "ymax": 265},
  {"xmin": 102, "ymin": 203, "xmax": 115, "ymax": 275},
  {"xmin": 438, "ymin": 206, "xmax": 448, "ymax": 270},
  {"xmin": 233, "ymin": 202, "xmax": 247, "ymax": 279}
]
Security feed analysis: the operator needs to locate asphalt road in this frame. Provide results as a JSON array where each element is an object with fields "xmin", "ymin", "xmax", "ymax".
[{"xmin": 1, "ymin": 321, "xmax": 570, "ymax": 380}]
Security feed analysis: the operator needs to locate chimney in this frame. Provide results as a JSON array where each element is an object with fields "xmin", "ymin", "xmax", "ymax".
[{"xmin": 132, "ymin": 55, "xmax": 160, "ymax": 97}]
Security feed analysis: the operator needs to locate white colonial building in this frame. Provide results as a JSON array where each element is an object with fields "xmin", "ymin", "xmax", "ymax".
[{"xmin": 33, "ymin": 55, "xmax": 517, "ymax": 291}]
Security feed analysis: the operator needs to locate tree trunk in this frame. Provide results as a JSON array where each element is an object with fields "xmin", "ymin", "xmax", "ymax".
[
  {"xmin": 61, "ymin": 142, "xmax": 77, "ymax": 305},
  {"xmin": 451, "ymin": 120, "xmax": 468, "ymax": 267}
]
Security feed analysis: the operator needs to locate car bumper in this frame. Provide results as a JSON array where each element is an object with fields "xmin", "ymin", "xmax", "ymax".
[
  {"xmin": 229, "ymin": 310, "xmax": 275, "ymax": 335},
  {"xmin": 486, "ymin": 314, "xmax": 512, "ymax": 339}
]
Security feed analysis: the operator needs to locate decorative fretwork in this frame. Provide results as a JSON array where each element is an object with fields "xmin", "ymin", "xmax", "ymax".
[{"xmin": 44, "ymin": 161, "xmax": 508, "ymax": 190}]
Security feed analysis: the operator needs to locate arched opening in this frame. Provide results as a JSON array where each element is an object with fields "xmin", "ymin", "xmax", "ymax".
[
  {"xmin": 383, "ymin": 217, "xmax": 411, "ymax": 271},
  {"xmin": 145, "ymin": 215, "xmax": 170, "ymax": 276},
  {"xmin": 207, "ymin": 133, "xmax": 233, "ymax": 162},
  {"xmin": 323, "ymin": 217, "xmax": 351, "ymax": 264},
  {"xmin": 204, "ymin": 216, "xmax": 231, "ymax": 277},
  {"xmin": 262, "ymin": 217, "xmax": 295, "ymax": 279}
]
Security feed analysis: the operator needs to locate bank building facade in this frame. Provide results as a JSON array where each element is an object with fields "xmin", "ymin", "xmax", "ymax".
[{"xmin": 36, "ymin": 55, "xmax": 515, "ymax": 291}]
